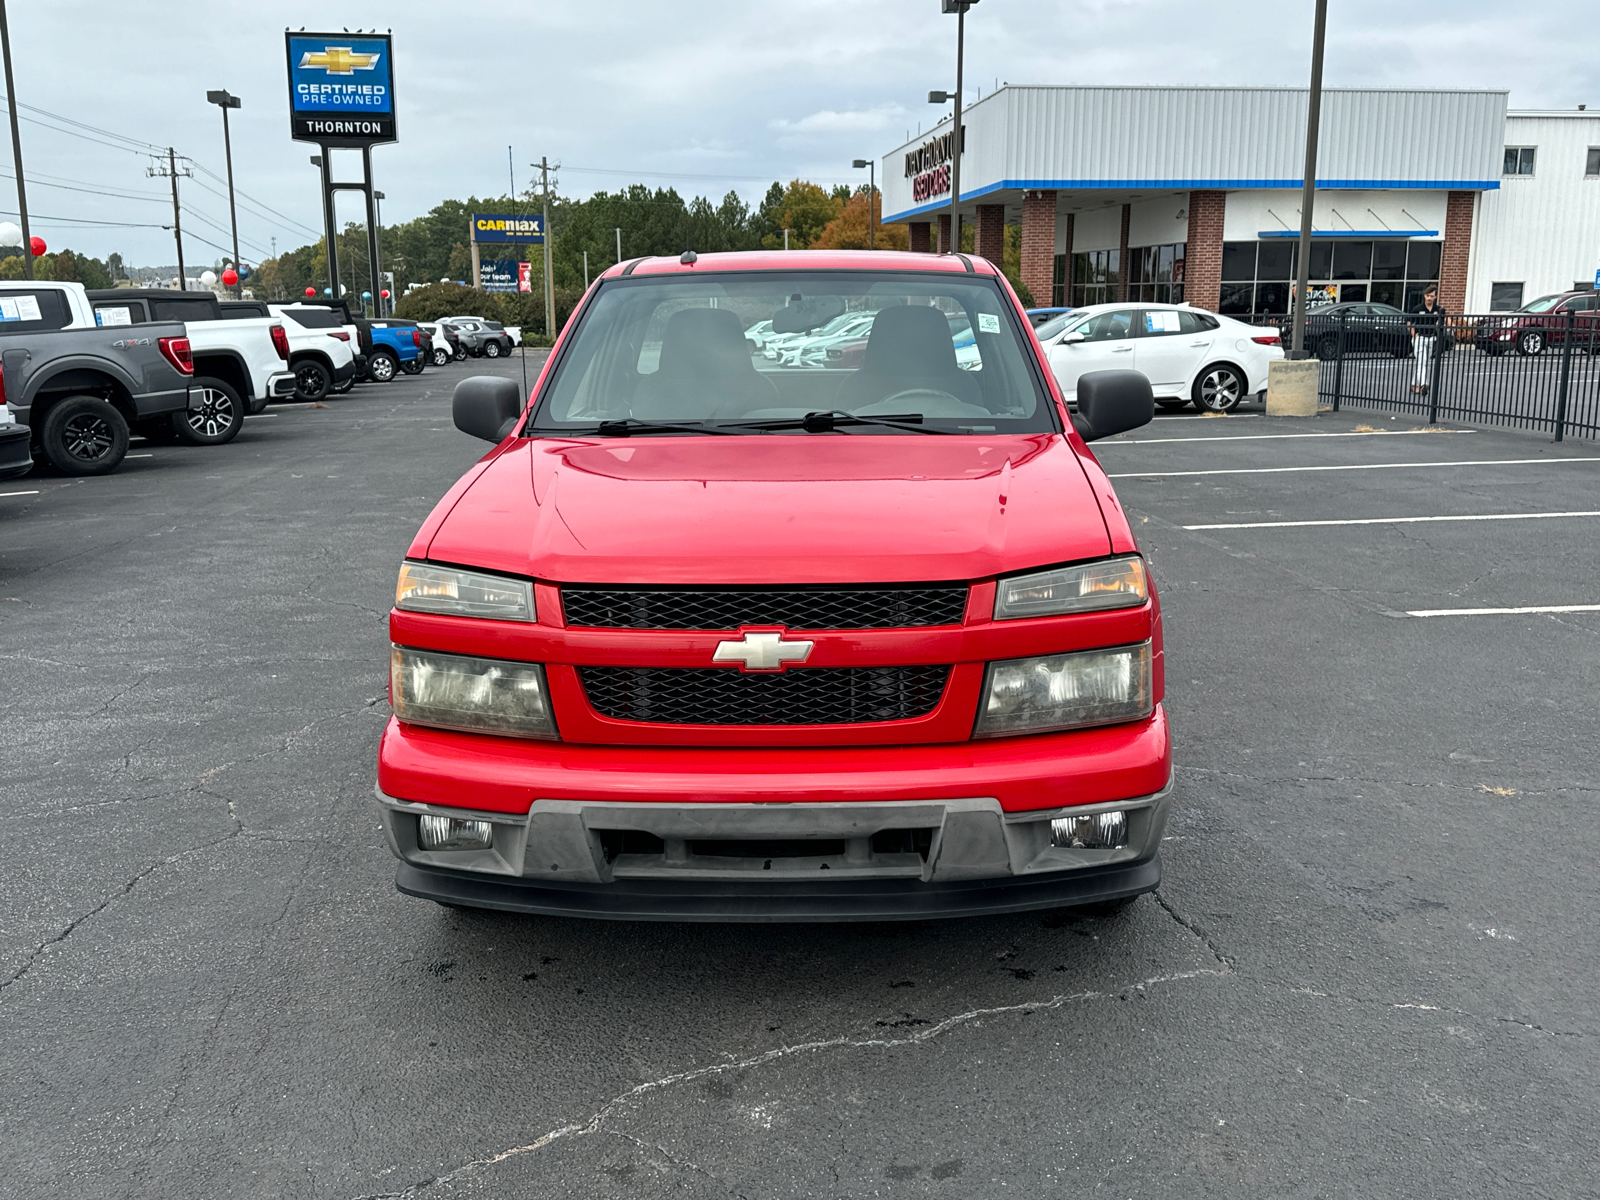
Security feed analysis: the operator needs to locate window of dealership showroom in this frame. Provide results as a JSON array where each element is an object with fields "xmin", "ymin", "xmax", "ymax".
[
  {"xmin": 1219, "ymin": 239, "xmax": 1442, "ymax": 316},
  {"xmin": 1054, "ymin": 242, "xmax": 1188, "ymax": 307}
]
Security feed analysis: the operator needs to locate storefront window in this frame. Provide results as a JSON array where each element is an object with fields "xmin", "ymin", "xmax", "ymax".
[
  {"xmin": 1218, "ymin": 238, "xmax": 1443, "ymax": 317},
  {"xmin": 1070, "ymin": 249, "xmax": 1120, "ymax": 307},
  {"xmin": 1126, "ymin": 242, "xmax": 1186, "ymax": 304}
]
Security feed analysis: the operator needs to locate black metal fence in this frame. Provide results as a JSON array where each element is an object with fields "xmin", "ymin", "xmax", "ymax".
[{"xmin": 1281, "ymin": 309, "xmax": 1600, "ymax": 442}]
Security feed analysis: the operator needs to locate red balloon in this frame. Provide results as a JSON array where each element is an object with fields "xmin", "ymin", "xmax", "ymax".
[
  {"xmin": 305, "ymin": 286, "xmax": 316, "ymax": 296},
  {"xmin": 29, "ymin": 236, "xmax": 45, "ymax": 257},
  {"xmin": 221, "ymin": 268, "xmax": 238, "ymax": 287},
  {"xmin": 380, "ymin": 289, "xmax": 390, "ymax": 299}
]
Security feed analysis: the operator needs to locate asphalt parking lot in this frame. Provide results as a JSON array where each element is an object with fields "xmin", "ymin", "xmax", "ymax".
[{"xmin": 3, "ymin": 363, "xmax": 1598, "ymax": 1199}]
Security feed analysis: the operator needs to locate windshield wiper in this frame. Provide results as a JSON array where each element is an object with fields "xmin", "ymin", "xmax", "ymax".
[
  {"xmin": 724, "ymin": 410, "xmax": 952, "ymax": 435},
  {"xmin": 577, "ymin": 418, "xmax": 738, "ymax": 436}
]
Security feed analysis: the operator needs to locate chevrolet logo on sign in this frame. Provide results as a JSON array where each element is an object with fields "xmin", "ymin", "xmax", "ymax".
[{"xmin": 299, "ymin": 47, "xmax": 381, "ymax": 75}]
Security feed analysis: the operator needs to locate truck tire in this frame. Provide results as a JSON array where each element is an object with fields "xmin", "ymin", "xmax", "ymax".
[
  {"xmin": 173, "ymin": 376, "xmax": 245, "ymax": 446},
  {"xmin": 368, "ymin": 349, "xmax": 399, "ymax": 382},
  {"xmin": 40, "ymin": 395, "xmax": 129, "ymax": 475},
  {"xmin": 292, "ymin": 359, "xmax": 331, "ymax": 401}
]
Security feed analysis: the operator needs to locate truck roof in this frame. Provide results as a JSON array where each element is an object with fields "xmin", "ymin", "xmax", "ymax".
[{"xmin": 598, "ymin": 250, "xmax": 1000, "ymax": 281}]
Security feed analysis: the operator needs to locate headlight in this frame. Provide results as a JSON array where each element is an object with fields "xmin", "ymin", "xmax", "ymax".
[
  {"xmin": 390, "ymin": 647, "xmax": 557, "ymax": 739},
  {"xmin": 974, "ymin": 642, "xmax": 1152, "ymax": 737},
  {"xmin": 994, "ymin": 556, "xmax": 1147, "ymax": 620},
  {"xmin": 395, "ymin": 561, "xmax": 534, "ymax": 622}
]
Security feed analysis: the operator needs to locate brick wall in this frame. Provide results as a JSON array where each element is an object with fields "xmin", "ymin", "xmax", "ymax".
[
  {"xmin": 1440, "ymin": 191, "xmax": 1474, "ymax": 313},
  {"xmin": 974, "ymin": 204, "xmax": 1006, "ymax": 270},
  {"xmin": 937, "ymin": 213, "xmax": 952, "ymax": 254},
  {"xmin": 1184, "ymin": 190, "xmax": 1226, "ymax": 313},
  {"xmin": 909, "ymin": 222, "xmax": 931, "ymax": 254},
  {"xmin": 1116, "ymin": 204, "xmax": 1131, "ymax": 301},
  {"xmin": 1020, "ymin": 191, "xmax": 1056, "ymax": 306}
]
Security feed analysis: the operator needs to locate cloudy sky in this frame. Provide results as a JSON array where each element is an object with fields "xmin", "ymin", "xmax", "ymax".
[{"xmin": 2, "ymin": 0, "xmax": 1591, "ymax": 267}]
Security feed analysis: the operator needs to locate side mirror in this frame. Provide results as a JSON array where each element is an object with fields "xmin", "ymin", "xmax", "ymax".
[
  {"xmin": 453, "ymin": 375, "xmax": 524, "ymax": 443},
  {"xmin": 1060, "ymin": 330, "xmax": 1087, "ymax": 344},
  {"xmin": 1071, "ymin": 369, "xmax": 1154, "ymax": 442}
]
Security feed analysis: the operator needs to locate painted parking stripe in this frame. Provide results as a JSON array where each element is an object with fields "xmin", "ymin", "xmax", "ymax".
[
  {"xmin": 1185, "ymin": 511, "xmax": 1600, "ymax": 530},
  {"xmin": 125, "ymin": 453, "xmax": 154, "ymax": 459},
  {"xmin": 1111, "ymin": 457, "xmax": 1599, "ymax": 479},
  {"xmin": 1, "ymin": 489, "xmax": 40, "ymax": 497},
  {"xmin": 1406, "ymin": 604, "xmax": 1600, "ymax": 618},
  {"xmin": 1103, "ymin": 430, "xmax": 1476, "ymax": 445},
  {"xmin": 243, "ymin": 413, "xmax": 278, "ymax": 419}
]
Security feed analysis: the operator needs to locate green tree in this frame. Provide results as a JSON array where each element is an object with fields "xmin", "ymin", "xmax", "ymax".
[{"xmin": 759, "ymin": 180, "xmax": 843, "ymax": 250}]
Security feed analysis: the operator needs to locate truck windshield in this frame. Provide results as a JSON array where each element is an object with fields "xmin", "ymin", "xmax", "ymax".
[{"xmin": 532, "ymin": 271, "xmax": 1057, "ymax": 435}]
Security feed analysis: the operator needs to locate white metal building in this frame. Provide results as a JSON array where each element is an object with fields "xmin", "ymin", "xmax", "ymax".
[{"xmin": 877, "ymin": 86, "xmax": 1599, "ymax": 316}]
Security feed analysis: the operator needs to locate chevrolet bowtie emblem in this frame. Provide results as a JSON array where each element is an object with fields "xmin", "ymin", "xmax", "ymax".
[
  {"xmin": 300, "ymin": 47, "xmax": 381, "ymax": 75},
  {"xmin": 712, "ymin": 631, "xmax": 814, "ymax": 672}
]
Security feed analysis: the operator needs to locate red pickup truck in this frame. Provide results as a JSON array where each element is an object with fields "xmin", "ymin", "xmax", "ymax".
[{"xmin": 377, "ymin": 250, "xmax": 1168, "ymax": 921}]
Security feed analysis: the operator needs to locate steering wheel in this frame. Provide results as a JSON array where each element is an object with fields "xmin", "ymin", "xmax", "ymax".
[{"xmin": 865, "ymin": 388, "xmax": 965, "ymax": 413}]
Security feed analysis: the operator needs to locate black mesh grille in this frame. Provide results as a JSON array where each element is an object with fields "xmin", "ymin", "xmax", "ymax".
[
  {"xmin": 579, "ymin": 665, "xmax": 951, "ymax": 725},
  {"xmin": 561, "ymin": 586, "xmax": 968, "ymax": 631}
]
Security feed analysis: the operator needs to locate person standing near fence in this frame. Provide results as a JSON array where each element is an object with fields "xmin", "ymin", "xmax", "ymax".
[{"xmin": 1408, "ymin": 284, "xmax": 1447, "ymax": 394}]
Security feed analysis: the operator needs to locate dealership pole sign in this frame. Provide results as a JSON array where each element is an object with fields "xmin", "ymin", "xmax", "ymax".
[
  {"xmin": 472, "ymin": 213, "xmax": 546, "ymax": 245},
  {"xmin": 285, "ymin": 32, "xmax": 397, "ymax": 145},
  {"xmin": 905, "ymin": 128, "xmax": 960, "ymax": 204}
]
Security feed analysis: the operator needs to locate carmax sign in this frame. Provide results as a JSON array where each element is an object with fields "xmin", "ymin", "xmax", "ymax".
[{"xmin": 472, "ymin": 213, "xmax": 545, "ymax": 245}]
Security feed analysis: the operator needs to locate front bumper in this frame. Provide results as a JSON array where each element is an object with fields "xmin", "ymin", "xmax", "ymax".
[{"xmin": 375, "ymin": 716, "xmax": 1174, "ymax": 920}]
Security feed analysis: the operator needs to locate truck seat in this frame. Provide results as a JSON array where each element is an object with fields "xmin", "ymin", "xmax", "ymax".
[{"xmin": 632, "ymin": 308, "xmax": 780, "ymax": 420}]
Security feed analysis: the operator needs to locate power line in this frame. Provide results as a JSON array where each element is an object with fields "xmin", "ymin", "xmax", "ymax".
[
  {"xmin": 0, "ymin": 90, "xmax": 162, "ymax": 153},
  {"xmin": 0, "ymin": 206, "xmax": 167, "ymax": 229},
  {"xmin": 561, "ymin": 165, "xmax": 854, "ymax": 186},
  {"xmin": 0, "ymin": 170, "xmax": 166, "ymax": 204},
  {"xmin": 191, "ymin": 161, "xmax": 321, "ymax": 240}
]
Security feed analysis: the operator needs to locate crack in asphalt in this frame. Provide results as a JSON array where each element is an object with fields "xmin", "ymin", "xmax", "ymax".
[
  {"xmin": 1272, "ymin": 981, "xmax": 1593, "ymax": 1038},
  {"xmin": 342, "ymin": 965, "xmax": 1229, "ymax": 1200}
]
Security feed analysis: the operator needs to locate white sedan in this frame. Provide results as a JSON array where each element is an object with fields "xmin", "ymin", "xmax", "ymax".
[{"xmin": 1038, "ymin": 302, "xmax": 1282, "ymax": 412}]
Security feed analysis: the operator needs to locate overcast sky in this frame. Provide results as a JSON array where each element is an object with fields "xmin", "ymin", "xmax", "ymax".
[{"xmin": 2, "ymin": 0, "xmax": 1591, "ymax": 267}]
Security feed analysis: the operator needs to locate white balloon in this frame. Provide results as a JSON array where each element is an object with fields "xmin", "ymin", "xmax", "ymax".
[
  {"xmin": 0, "ymin": 221, "xmax": 21, "ymax": 247},
  {"xmin": 200, "ymin": 270, "xmax": 218, "ymax": 286}
]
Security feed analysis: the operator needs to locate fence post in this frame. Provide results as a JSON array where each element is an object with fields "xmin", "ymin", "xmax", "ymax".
[
  {"xmin": 1426, "ymin": 326, "xmax": 1441, "ymax": 425},
  {"xmin": 1331, "ymin": 308, "xmax": 1346, "ymax": 412},
  {"xmin": 1553, "ymin": 309, "xmax": 1574, "ymax": 443}
]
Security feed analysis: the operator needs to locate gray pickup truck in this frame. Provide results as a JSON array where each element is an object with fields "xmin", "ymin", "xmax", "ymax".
[{"xmin": 0, "ymin": 283, "xmax": 193, "ymax": 475}]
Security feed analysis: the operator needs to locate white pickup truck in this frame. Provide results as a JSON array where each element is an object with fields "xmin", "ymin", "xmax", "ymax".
[{"xmin": 84, "ymin": 287, "xmax": 297, "ymax": 443}]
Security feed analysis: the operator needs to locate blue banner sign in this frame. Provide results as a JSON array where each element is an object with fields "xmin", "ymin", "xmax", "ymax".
[
  {"xmin": 286, "ymin": 32, "xmax": 396, "ymax": 145},
  {"xmin": 480, "ymin": 260, "xmax": 522, "ymax": 293},
  {"xmin": 473, "ymin": 213, "xmax": 545, "ymax": 245}
]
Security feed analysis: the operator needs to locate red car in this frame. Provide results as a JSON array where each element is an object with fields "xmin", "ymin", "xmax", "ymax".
[
  {"xmin": 377, "ymin": 250, "xmax": 1167, "ymax": 921},
  {"xmin": 1477, "ymin": 290, "xmax": 1600, "ymax": 356}
]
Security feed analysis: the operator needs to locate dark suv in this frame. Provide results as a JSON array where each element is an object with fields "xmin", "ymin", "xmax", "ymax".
[{"xmin": 1476, "ymin": 291, "xmax": 1600, "ymax": 357}]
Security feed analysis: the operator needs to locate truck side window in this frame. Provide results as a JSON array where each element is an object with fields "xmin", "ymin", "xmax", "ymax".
[{"xmin": 0, "ymin": 289, "xmax": 72, "ymax": 331}]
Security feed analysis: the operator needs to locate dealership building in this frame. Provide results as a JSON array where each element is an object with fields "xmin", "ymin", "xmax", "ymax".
[{"xmin": 877, "ymin": 87, "xmax": 1600, "ymax": 316}]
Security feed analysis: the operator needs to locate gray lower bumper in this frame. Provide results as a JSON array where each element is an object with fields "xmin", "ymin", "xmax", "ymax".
[{"xmin": 377, "ymin": 777, "xmax": 1173, "ymax": 922}]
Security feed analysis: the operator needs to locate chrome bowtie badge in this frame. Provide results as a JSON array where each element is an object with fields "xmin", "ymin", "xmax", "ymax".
[{"xmin": 712, "ymin": 631, "xmax": 814, "ymax": 672}]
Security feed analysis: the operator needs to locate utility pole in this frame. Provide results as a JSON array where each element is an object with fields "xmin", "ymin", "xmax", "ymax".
[
  {"xmin": 205, "ymin": 90, "xmax": 242, "ymax": 297},
  {"xmin": 614, "ymin": 227, "xmax": 623, "ymax": 265},
  {"xmin": 537, "ymin": 156, "xmax": 555, "ymax": 338},
  {"xmin": 783, "ymin": 228, "xmax": 791, "ymax": 251},
  {"xmin": 0, "ymin": 0, "xmax": 33, "ymax": 279},
  {"xmin": 373, "ymin": 190, "xmax": 386, "ymax": 315},
  {"xmin": 582, "ymin": 250, "xmax": 589, "ymax": 290},
  {"xmin": 149, "ymin": 149, "xmax": 193, "ymax": 290},
  {"xmin": 1289, "ymin": 0, "xmax": 1328, "ymax": 359}
]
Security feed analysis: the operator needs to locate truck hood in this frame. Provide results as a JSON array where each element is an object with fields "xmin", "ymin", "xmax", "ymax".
[{"xmin": 424, "ymin": 434, "xmax": 1112, "ymax": 585}]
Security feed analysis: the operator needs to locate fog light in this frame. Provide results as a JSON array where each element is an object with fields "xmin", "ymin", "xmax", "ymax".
[
  {"xmin": 418, "ymin": 814, "xmax": 495, "ymax": 851},
  {"xmin": 1051, "ymin": 810, "xmax": 1128, "ymax": 849}
]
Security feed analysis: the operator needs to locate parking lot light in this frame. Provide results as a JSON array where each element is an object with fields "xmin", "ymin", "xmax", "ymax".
[{"xmin": 852, "ymin": 158, "xmax": 876, "ymax": 250}]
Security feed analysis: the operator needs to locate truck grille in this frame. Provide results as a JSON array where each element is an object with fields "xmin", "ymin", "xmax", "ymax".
[
  {"xmin": 579, "ymin": 665, "xmax": 951, "ymax": 726},
  {"xmin": 561, "ymin": 585, "xmax": 968, "ymax": 631}
]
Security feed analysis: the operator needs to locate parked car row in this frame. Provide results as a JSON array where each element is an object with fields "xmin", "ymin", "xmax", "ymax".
[
  {"xmin": 1269, "ymin": 292, "xmax": 1600, "ymax": 360},
  {"xmin": 0, "ymin": 281, "xmax": 503, "ymax": 479}
]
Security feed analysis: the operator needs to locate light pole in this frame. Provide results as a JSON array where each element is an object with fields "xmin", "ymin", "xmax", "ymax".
[
  {"xmin": 852, "ymin": 158, "xmax": 876, "ymax": 250},
  {"xmin": 930, "ymin": 0, "xmax": 977, "ymax": 253},
  {"xmin": 1288, "ymin": 0, "xmax": 1328, "ymax": 359},
  {"xmin": 1, "ymin": 0, "xmax": 34, "ymax": 280},
  {"xmin": 614, "ymin": 226, "xmax": 624, "ymax": 265},
  {"xmin": 782, "ymin": 228, "xmax": 791, "ymax": 251},
  {"xmin": 205, "ymin": 90, "xmax": 242, "ymax": 298}
]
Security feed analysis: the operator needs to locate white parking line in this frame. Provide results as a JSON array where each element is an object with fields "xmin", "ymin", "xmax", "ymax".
[
  {"xmin": 1406, "ymin": 604, "xmax": 1600, "ymax": 617},
  {"xmin": 1, "ymin": 489, "xmax": 39, "ymax": 497},
  {"xmin": 243, "ymin": 414, "xmax": 278, "ymax": 419},
  {"xmin": 1186, "ymin": 511, "xmax": 1600, "ymax": 530},
  {"xmin": 1111, "ymin": 457, "xmax": 1599, "ymax": 479},
  {"xmin": 125, "ymin": 453, "xmax": 154, "ymax": 459},
  {"xmin": 1103, "ymin": 430, "xmax": 1476, "ymax": 445}
]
